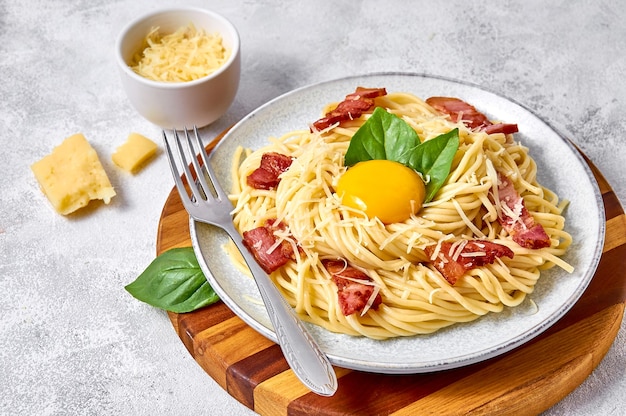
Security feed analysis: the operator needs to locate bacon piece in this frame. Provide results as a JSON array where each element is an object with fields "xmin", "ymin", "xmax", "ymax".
[
  {"xmin": 426, "ymin": 96, "xmax": 490, "ymax": 129},
  {"xmin": 246, "ymin": 152, "xmax": 293, "ymax": 190},
  {"xmin": 345, "ymin": 87, "xmax": 388, "ymax": 101},
  {"xmin": 312, "ymin": 87, "xmax": 387, "ymax": 131},
  {"xmin": 484, "ymin": 123, "xmax": 519, "ymax": 135},
  {"xmin": 322, "ymin": 259, "xmax": 382, "ymax": 316},
  {"xmin": 496, "ymin": 172, "xmax": 551, "ymax": 249},
  {"xmin": 426, "ymin": 96, "xmax": 518, "ymax": 134},
  {"xmin": 242, "ymin": 220, "xmax": 294, "ymax": 273},
  {"xmin": 424, "ymin": 240, "xmax": 514, "ymax": 285}
]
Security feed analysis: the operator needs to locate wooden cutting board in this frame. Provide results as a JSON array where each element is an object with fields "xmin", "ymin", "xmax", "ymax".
[{"xmin": 156, "ymin": 135, "xmax": 626, "ymax": 415}]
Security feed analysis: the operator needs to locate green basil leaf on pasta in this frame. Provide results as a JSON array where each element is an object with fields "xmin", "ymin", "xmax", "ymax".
[
  {"xmin": 344, "ymin": 107, "xmax": 420, "ymax": 167},
  {"xmin": 408, "ymin": 128, "xmax": 460, "ymax": 202},
  {"xmin": 125, "ymin": 247, "xmax": 219, "ymax": 313},
  {"xmin": 343, "ymin": 107, "xmax": 460, "ymax": 203}
]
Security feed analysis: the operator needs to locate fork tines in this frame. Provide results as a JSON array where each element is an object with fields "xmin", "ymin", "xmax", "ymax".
[{"xmin": 163, "ymin": 127, "xmax": 227, "ymax": 214}]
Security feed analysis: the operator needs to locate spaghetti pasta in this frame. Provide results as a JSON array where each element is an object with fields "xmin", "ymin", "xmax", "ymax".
[{"xmin": 226, "ymin": 91, "xmax": 573, "ymax": 340}]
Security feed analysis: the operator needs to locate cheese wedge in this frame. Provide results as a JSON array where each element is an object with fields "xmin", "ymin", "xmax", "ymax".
[
  {"xmin": 31, "ymin": 133, "xmax": 116, "ymax": 215},
  {"xmin": 112, "ymin": 132, "xmax": 158, "ymax": 173}
]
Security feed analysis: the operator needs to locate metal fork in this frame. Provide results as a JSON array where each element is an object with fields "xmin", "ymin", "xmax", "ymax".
[{"xmin": 163, "ymin": 127, "xmax": 338, "ymax": 397}]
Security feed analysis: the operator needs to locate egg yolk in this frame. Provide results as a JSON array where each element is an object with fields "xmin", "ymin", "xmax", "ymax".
[{"xmin": 336, "ymin": 160, "xmax": 425, "ymax": 224}]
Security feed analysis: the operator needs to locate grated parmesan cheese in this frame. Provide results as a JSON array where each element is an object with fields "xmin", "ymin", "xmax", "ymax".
[
  {"xmin": 428, "ymin": 288, "xmax": 442, "ymax": 304},
  {"xmin": 362, "ymin": 285, "xmax": 381, "ymax": 316},
  {"xmin": 460, "ymin": 252, "xmax": 487, "ymax": 257},
  {"xmin": 450, "ymin": 239, "xmax": 468, "ymax": 261},
  {"xmin": 131, "ymin": 23, "xmax": 230, "ymax": 82}
]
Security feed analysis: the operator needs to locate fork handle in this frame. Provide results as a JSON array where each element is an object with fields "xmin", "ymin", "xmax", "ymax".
[{"xmin": 224, "ymin": 223, "xmax": 338, "ymax": 396}]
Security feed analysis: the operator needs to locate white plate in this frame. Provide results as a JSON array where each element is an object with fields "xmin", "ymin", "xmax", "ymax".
[{"xmin": 190, "ymin": 73, "xmax": 605, "ymax": 374}]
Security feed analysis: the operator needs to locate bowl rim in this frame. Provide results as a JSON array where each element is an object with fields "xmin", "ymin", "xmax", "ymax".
[{"xmin": 115, "ymin": 6, "xmax": 240, "ymax": 90}]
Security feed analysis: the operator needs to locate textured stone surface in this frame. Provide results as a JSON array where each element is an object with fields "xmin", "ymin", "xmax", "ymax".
[{"xmin": 1, "ymin": 1, "xmax": 624, "ymax": 415}]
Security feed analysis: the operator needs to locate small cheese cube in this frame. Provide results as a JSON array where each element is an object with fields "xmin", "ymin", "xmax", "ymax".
[
  {"xmin": 112, "ymin": 132, "xmax": 158, "ymax": 173},
  {"xmin": 31, "ymin": 133, "xmax": 116, "ymax": 215}
]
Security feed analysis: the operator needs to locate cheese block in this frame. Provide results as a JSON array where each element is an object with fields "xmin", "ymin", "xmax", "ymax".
[
  {"xmin": 112, "ymin": 132, "xmax": 158, "ymax": 173},
  {"xmin": 31, "ymin": 133, "xmax": 116, "ymax": 215}
]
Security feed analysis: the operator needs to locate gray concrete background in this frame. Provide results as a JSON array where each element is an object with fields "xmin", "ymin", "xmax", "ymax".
[{"xmin": 1, "ymin": 0, "xmax": 624, "ymax": 415}]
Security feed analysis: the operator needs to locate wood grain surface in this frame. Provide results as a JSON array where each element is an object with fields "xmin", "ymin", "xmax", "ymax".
[{"xmin": 156, "ymin": 138, "xmax": 626, "ymax": 416}]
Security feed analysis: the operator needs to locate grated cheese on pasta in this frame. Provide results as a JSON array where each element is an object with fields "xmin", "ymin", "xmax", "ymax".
[{"xmin": 225, "ymin": 91, "xmax": 574, "ymax": 339}]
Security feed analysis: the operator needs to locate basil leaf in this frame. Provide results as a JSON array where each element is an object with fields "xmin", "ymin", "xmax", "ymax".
[
  {"xmin": 344, "ymin": 107, "xmax": 420, "ymax": 167},
  {"xmin": 125, "ymin": 247, "xmax": 219, "ymax": 313},
  {"xmin": 343, "ymin": 107, "xmax": 460, "ymax": 205},
  {"xmin": 408, "ymin": 128, "xmax": 460, "ymax": 202}
]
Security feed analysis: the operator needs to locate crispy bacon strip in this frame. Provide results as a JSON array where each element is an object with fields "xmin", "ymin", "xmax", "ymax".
[
  {"xmin": 322, "ymin": 259, "xmax": 382, "ymax": 316},
  {"xmin": 484, "ymin": 123, "xmax": 519, "ymax": 135},
  {"xmin": 496, "ymin": 173, "xmax": 551, "ymax": 249},
  {"xmin": 246, "ymin": 152, "xmax": 293, "ymax": 190},
  {"xmin": 426, "ymin": 96, "xmax": 518, "ymax": 135},
  {"xmin": 424, "ymin": 240, "xmax": 514, "ymax": 285},
  {"xmin": 242, "ymin": 220, "xmax": 294, "ymax": 273},
  {"xmin": 311, "ymin": 87, "xmax": 387, "ymax": 131}
]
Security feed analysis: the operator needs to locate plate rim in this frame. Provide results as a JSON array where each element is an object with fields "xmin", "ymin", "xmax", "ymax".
[{"xmin": 190, "ymin": 72, "xmax": 606, "ymax": 373}]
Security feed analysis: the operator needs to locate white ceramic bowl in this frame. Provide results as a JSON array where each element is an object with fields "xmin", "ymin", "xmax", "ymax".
[{"xmin": 116, "ymin": 7, "xmax": 240, "ymax": 129}]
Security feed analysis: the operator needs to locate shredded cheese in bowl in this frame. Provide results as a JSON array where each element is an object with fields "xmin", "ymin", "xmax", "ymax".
[{"xmin": 130, "ymin": 23, "xmax": 230, "ymax": 82}]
